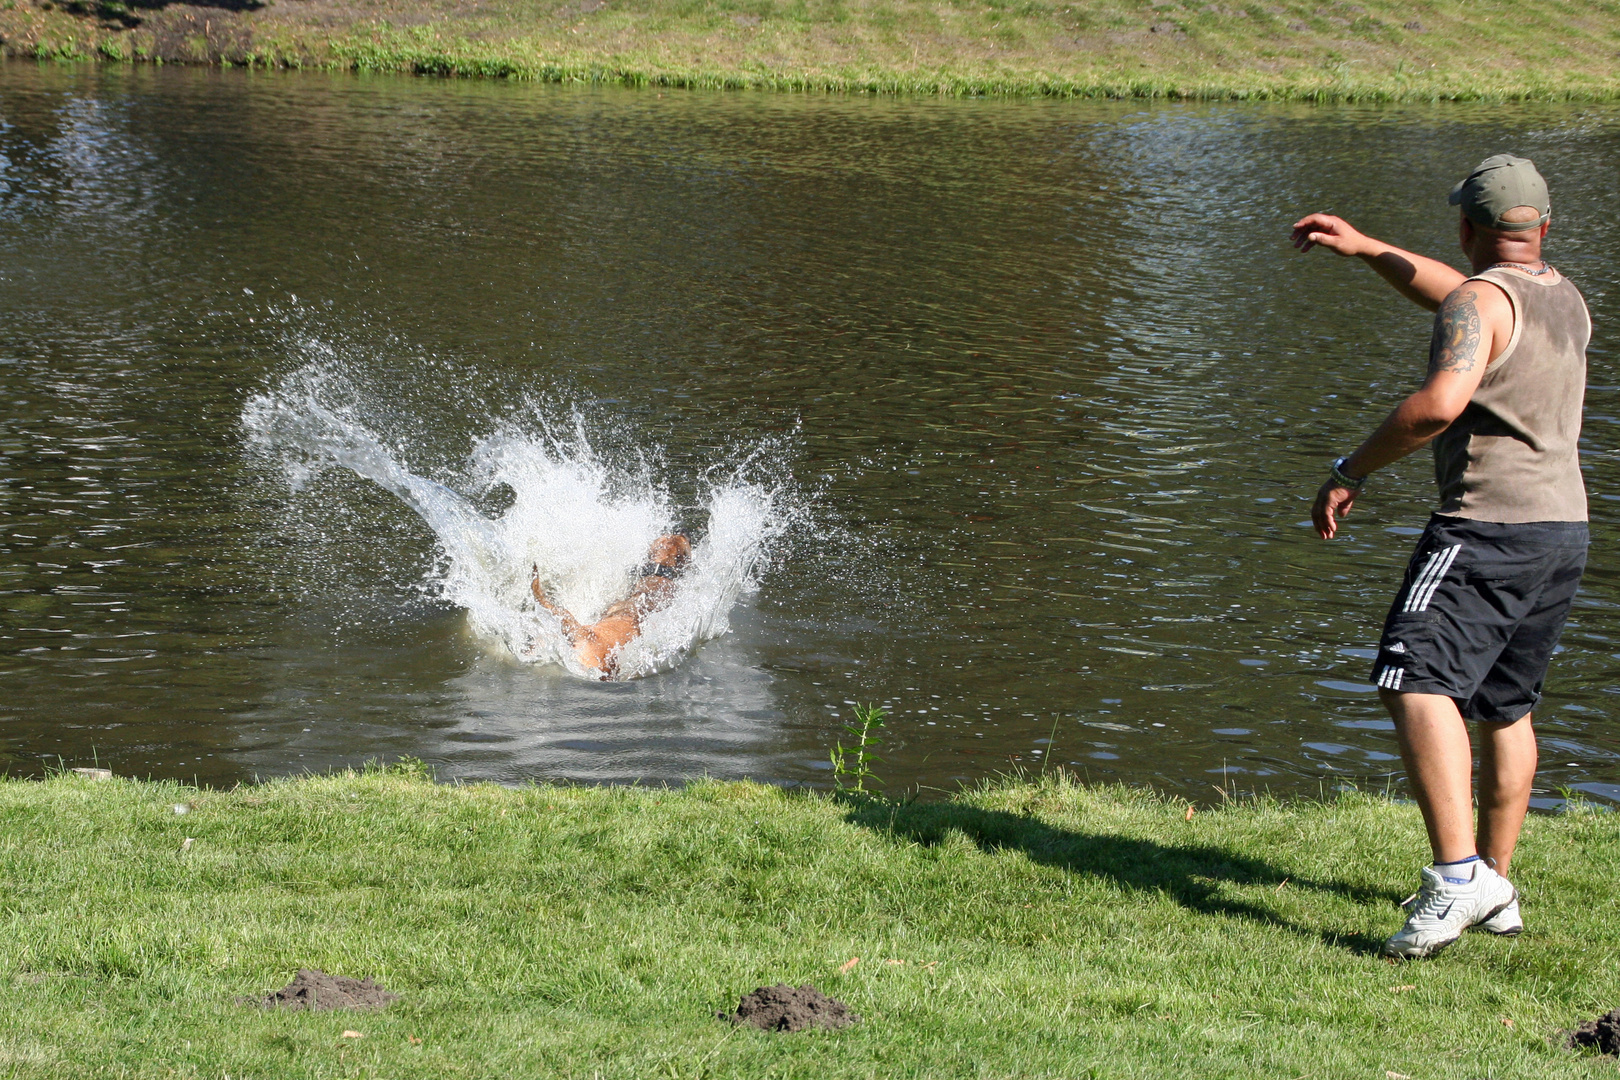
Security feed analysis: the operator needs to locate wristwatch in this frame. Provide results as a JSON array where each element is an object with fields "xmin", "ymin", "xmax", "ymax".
[{"xmin": 1329, "ymin": 456, "xmax": 1366, "ymax": 490}]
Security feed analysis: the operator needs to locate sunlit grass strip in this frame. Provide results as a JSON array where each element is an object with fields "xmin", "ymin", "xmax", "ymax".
[
  {"xmin": 9, "ymin": 0, "xmax": 1620, "ymax": 102},
  {"xmin": 322, "ymin": 36, "xmax": 1620, "ymax": 102},
  {"xmin": 0, "ymin": 765, "xmax": 1617, "ymax": 1077}
]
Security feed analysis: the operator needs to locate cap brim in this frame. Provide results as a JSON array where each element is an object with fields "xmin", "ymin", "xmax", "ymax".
[{"xmin": 1448, "ymin": 179, "xmax": 1466, "ymax": 205}]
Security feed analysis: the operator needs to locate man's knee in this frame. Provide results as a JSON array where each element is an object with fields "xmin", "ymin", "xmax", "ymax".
[
  {"xmin": 1478, "ymin": 712, "xmax": 1534, "ymax": 732},
  {"xmin": 1379, "ymin": 687, "xmax": 1439, "ymax": 713},
  {"xmin": 1380, "ymin": 689, "xmax": 1470, "ymax": 727}
]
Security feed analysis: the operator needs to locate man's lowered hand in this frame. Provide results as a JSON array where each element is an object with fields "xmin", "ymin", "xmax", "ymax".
[{"xmin": 1312, "ymin": 479, "xmax": 1359, "ymax": 540}]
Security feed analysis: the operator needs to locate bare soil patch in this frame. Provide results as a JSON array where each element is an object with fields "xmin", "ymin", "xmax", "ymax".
[
  {"xmin": 719, "ymin": 984, "xmax": 858, "ymax": 1032},
  {"xmin": 250, "ymin": 969, "xmax": 399, "ymax": 1011},
  {"xmin": 1568, "ymin": 1008, "xmax": 1620, "ymax": 1056}
]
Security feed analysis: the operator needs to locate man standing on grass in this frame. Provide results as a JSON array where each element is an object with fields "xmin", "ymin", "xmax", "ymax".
[{"xmin": 1291, "ymin": 155, "xmax": 1590, "ymax": 959}]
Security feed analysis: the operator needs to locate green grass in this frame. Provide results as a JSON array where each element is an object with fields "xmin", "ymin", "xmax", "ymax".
[
  {"xmin": 1, "ymin": 765, "xmax": 1617, "ymax": 1077},
  {"xmin": 6, "ymin": 0, "xmax": 1620, "ymax": 100}
]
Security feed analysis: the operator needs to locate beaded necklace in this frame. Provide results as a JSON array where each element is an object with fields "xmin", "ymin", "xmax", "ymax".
[{"xmin": 1487, "ymin": 260, "xmax": 1555, "ymax": 277}]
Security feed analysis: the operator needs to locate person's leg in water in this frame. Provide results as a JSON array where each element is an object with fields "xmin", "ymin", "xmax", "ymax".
[
  {"xmin": 530, "ymin": 534, "xmax": 692, "ymax": 677},
  {"xmin": 530, "ymin": 569, "xmax": 586, "ymax": 640},
  {"xmin": 530, "ymin": 571, "xmax": 619, "ymax": 674}
]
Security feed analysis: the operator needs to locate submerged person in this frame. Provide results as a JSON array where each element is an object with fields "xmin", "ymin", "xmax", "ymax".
[
  {"xmin": 531, "ymin": 533, "xmax": 693, "ymax": 678},
  {"xmin": 1292, "ymin": 155, "xmax": 1590, "ymax": 959}
]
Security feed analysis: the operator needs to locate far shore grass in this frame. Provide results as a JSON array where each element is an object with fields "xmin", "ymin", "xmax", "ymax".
[
  {"xmin": 2, "ymin": 764, "xmax": 1618, "ymax": 1077},
  {"xmin": 4, "ymin": 1, "xmax": 1620, "ymax": 101}
]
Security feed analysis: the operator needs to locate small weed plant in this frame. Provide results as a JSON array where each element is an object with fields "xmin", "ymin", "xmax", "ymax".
[{"xmin": 829, "ymin": 702, "xmax": 885, "ymax": 792}]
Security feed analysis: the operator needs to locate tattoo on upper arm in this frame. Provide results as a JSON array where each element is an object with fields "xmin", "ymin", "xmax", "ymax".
[{"xmin": 1429, "ymin": 288, "xmax": 1482, "ymax": 374}]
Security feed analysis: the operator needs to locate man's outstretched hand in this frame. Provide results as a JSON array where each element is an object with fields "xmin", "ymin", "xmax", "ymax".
[
  {"xmin": 1312, "ymin": 480, "xmax": 1358, "ymax": 539},
  {"xmin": 1291, "ymin": 213, "xmax": 1370, "ymax": 257}
]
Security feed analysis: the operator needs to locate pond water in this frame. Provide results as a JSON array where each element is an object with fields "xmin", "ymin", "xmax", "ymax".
[{"xmin": 3, "ymin": 63, "xmax": 1618, "ymax": 804}]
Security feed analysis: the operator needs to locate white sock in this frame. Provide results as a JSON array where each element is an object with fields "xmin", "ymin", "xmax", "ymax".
[{"xmin": 1433, "ymin": 854, "xmax": 1482, "ymax": 884}]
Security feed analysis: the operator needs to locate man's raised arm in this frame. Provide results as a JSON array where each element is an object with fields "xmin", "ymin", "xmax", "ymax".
[{"xmin": 1291, "ymin": 213, "xmax": 1467, "ymax": 311}]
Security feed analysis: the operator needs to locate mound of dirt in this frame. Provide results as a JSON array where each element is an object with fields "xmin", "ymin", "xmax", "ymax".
[
  {"xmin": 1568, "ymin": 1008, "xmax": 1620, "ymax": 1056},
  {"xmin": 719, "ymin": 984, "xmax": 858, "ymax": 1032},
  {"xmin": 252, "ymin": 969, "xmax": 399, "ymax": 1011}
]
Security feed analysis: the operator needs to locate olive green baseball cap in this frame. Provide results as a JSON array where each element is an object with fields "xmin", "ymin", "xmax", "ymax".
[{"xmin": 1449, "ymin": 154, "xmax": 1550, "ymax": 231}]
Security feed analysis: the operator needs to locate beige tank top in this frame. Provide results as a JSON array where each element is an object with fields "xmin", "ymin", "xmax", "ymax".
[{"xmin": 1432, "ymin": 267, "xmax": 1590, "ymax": 523}]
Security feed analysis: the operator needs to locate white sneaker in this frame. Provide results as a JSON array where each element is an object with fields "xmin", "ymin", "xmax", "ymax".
[
  {"xmin": 1399, "ymin": 879, "xmax": 1525, "ymax": 936},
  {"xmin": 1383, "ymin": 862, "xmax": 1517, "ymax": 959},
  {"xmin": 1476, "ymin": 897, "xmax": 1523, "ymax": 936}
]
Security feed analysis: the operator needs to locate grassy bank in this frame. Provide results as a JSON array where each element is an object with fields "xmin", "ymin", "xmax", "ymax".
[
  {"xmin": 1, "ymin": 766, "xmax": 1617, "ymax": 1077},
  {"xmin": 3, "ymin": 0, "xmax": 1620, "ymax": 101}
]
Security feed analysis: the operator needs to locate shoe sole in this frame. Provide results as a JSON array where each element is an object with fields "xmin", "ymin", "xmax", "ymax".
[
  {"xmin": 1383, "ymin": 937, "xmax": 1457, "ymax": 960},
  {"xmin": 1383, "ymin": 891, "xmax": 1518, "ymax": 959},
  {"xmin": 1474, "ymin": 891, "xmax": 1519, "ymax": 937}
]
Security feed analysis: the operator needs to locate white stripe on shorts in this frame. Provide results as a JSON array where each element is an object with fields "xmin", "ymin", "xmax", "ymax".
[
  {"xmin": 1403, "ymin": 544, "xmax": 1461, "ymax": 614},
  {"xmin": 1375, "ymin": 664, "xmax": 1404, "ymax": 690},
  {"xmin": 1411, "ymin": 545, "xmax": 1461, "ymax": 612}
]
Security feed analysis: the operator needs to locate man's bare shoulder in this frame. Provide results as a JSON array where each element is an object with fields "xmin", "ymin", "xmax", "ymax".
[
  {"xmin": 1441, "ymin": 276, "xmax": 1515, "ymax": 311},
  {"xmin": 1431, "ymin": 280, "xmax": 1514, "ymax": 372}
]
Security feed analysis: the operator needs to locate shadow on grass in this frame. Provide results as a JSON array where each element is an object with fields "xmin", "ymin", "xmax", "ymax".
[
  {"xmin": 840, "ymin": 795, "xmax": 1392, "ymax": 956},
  {"xmin": 55, "ymin": 0, "xmax": 264, "ymax": 32}
]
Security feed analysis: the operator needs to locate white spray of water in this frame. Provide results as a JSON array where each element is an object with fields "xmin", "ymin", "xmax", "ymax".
[{"xmin": 242, "ymin": 366, "xmax": 792, "ymax": 680}]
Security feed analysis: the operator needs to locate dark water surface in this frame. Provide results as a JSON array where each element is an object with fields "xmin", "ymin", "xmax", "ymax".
[{"xmin": 3, "ymin": 63, "xmax": 1619, "ymax": 803}]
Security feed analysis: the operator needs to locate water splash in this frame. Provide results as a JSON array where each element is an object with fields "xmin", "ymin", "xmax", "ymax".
[{"xmin": 242, "ymin": 365, "xmax": 793, "ymax": 680}]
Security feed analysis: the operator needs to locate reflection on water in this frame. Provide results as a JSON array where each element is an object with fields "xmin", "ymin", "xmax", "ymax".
[
  {"xmin": 1, "ymin": 64, "xmax": 1617, "ymax": 804},
  {"xmin": 228, "ymin": 609, "xmax": 794, "ymax": 785}
]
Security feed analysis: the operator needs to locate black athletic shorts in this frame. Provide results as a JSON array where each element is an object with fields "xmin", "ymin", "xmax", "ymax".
[{"xmin": 1369, "ymin": 515, "xmax": 1588, "ymax": 723}]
